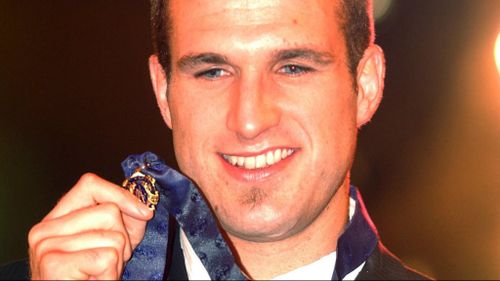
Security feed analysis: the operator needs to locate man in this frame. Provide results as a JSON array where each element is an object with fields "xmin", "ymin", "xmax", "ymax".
[{"xmin": 1, "ymin": 0, "xmax": 430, "ymax": 279}]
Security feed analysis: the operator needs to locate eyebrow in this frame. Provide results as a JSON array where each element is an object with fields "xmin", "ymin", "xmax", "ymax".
[
  {"xmin": 177, "ymin": 53, "xmax": 232, "ymax": 71},
  {"xmin": 176, "ymin": 48, "xmax": 334, "ymax": 72},
  {"xmin": 271, "ymin": 48, "xmax": 335, "ymax": 66}
]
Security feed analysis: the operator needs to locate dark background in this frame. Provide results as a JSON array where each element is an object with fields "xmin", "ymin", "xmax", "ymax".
[{"xmin": 1, "ymin": 1, "xmax": 499, "ymax": 279}]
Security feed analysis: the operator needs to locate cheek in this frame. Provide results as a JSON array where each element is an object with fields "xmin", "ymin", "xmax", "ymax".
[
  {"xmin": 320, "ymin": 98, "xmax": 357, "ymax": 145},
  {"xmin": 168, "ymin": 88, "xmax": 227, "ymax": 173},
  {"xmin": 169, "ymin": 93, "xmax": 203, "ymax": 173},
  {"xmin": 318, "ymin": 100, "xmax": 358, "ymax": 166},
  {"xmin": 286, "ymin": 81, "xmax": 357, "ymax": 142},
  {"xmin": 291, "ymin": 86, "xmax": 358, "ymax": 182}
]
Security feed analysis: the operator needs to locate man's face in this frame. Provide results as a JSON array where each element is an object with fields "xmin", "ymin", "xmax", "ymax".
[{"xmin": 159, "ymin": 0, "xmax": 365, "ymax": 242}]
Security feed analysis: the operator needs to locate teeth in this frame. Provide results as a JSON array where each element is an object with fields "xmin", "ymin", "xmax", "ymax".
[
  {"xmin": 223, "ymin": 148, "xmax": 295, "ymax": 170},
  {"xmin": 274, "ymin": 149, "xmax": 281, "ymax": 161},
  {"xmin": 237, "ymin": 156, "xmax": 245, "ymax": 166},
  {"xmin": 238, "ymin": 156, "xmax": 245, "ymax": 167},
  {"xmin": 255, "ymin": 154, "xmax": 266, "ymax": 168},
  {"xmin": 266, "ymin": 151, "xmax": 274, "ymax": 166},
  {"xmin": 244, "ymin": 156, "xmax": 255, "ymax": 169},
  {"xmin": 281, "ymin": 148, "xmax": 287, "ymax": 159}
]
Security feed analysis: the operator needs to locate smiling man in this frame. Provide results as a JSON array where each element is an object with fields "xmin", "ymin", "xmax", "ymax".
[
  {"xmin": 1, "ymin": 0, "xmax": 431, "ymax": 280},
  {"xmin": 149, "ymin": 0, "xmax": 378, "ymax": 278}
]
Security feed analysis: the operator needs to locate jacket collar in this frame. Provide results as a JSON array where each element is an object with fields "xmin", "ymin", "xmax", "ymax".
[{"xmin": 333, "ymin": 186, "xmax": 379, "ymax": 280}]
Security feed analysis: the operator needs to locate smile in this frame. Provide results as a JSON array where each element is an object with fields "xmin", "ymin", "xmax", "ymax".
[{"xmin": 221, "ymin": 148, "xmax": 295, "ymax": 170}]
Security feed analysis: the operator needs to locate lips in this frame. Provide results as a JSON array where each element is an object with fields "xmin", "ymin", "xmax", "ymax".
[{"xmin": 221, "ymin": 148, "xmax": 295, "ymax": 169}]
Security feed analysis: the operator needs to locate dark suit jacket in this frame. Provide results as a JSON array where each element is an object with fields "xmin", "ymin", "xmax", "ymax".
[{"xmin": 356, "ymin": 243, "xmax": 430, "ymax": 280}]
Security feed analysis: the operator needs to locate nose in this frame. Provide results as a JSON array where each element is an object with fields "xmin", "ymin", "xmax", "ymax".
[{"xmin": 226, "ymin": 73, "xmax": 281, "ymax": 140}]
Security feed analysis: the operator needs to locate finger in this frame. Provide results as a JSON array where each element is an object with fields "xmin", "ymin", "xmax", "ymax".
[
  {"xmin": 38, "ymin": 247, "xmax": 120, "ymax": 280},
  {"xmin": 30, "ymin": 203, "xmax": 131, "ymax": 252},
  {"xmin": 122, "ymin": 215, "xmax": 150, "ymax": 249},
  {"xmin": 34, "ymin": 230, "xmax": 130, "ymax": 267},
  {"xmin": 44, "ymin": 173, "xmax": 153, "ymax": 221}
]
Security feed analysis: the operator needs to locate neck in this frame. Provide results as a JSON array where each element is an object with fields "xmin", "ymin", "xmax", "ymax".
[{"xmin": 227, "ymin": 180, "xmax": 350, "ymax": 280}]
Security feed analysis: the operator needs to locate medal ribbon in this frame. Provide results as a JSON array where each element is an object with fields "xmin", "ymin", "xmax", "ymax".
[{"xmin": 121, "ymin": 152, "xmax": 245, "ymax": 280}]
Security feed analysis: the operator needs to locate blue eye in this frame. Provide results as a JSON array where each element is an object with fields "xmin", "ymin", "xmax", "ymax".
[
  {"xmin": 279, "ymin": 64, "xmax": 313, "ymax": 76},
  {"xmin": 195, "ymin": 68, "xmax": 228, "ymax": 79}
]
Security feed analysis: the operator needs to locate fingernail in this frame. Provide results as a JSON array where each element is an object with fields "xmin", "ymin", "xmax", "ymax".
[{"xmin": 137, "ymin": 204, "xmax": 152, "ymax": 216}]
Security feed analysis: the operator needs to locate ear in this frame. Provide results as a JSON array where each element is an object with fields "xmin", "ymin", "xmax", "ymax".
[
  {"xmin": 149, "ymin": 54, "xmax": 172, "ymax": 129},
  {"xmin": 355, "ymin": 44, "xmax": 386, "ymax": 128}
]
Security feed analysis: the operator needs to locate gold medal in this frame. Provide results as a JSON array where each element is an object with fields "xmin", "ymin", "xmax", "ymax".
[{"xmin": 122, "ymin": 168, "xmax": 159, "ymax": 211}]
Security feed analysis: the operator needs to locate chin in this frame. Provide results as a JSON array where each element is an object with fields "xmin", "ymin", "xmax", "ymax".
[
  {"xmin": 226, "ymin": 226, "xmax": 296, "ymax": 243},
  {"xmin": 220, "ymin": 208, "xmax": 304, "ymax": 243}
]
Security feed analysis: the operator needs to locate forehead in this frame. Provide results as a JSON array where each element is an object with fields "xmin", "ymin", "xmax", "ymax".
[
  {"xmin": 167, "ymin": 0, "xmax": 345, "ymax": 57},
  {"xmin": 169, "ymin": 0, "xmax": 338, "ymax": 25}
]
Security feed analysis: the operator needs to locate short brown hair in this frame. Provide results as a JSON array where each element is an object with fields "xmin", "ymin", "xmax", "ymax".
[{"xmin": 150, "ymin": 0, "xmax": 373, "ymax": 79}]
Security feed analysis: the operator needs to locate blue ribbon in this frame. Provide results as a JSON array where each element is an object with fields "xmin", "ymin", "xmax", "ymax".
[{"xmin": 121, "ymin": 152, "xmax": 245, "ymax": 280}]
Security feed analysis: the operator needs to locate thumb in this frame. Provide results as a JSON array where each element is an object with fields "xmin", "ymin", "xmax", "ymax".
[{"xmin": 122, "ymin": 212, "xmax": 154, "ymax": 250}]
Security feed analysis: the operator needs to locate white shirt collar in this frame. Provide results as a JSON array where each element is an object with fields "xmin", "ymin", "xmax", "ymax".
[{"xmin": 179, "ymin": 197, "xmax": 364, "ymax": 280}]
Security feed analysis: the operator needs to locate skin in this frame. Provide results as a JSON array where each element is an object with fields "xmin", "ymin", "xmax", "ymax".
[
  {"xmin": 28, "ymin": 174, "xmax": 154, "ymax": 279},
  {"xmin": 150, "ymin": 0, "xmax": 385, "ymax": 278},
  {"xmin": 28, "ymin": 0, "xmax": 385, "ymax": 279}
]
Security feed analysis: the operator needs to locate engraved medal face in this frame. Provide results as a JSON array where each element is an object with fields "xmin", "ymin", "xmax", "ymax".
[{"xmin": 122, "ymin": 169, "xmax": 159, "ymax": 211}]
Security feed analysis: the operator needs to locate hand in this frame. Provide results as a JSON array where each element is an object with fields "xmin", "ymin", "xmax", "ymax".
[{"xmin": 28, "ymin": 173, "xmax": 154, "ymax": 280}]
